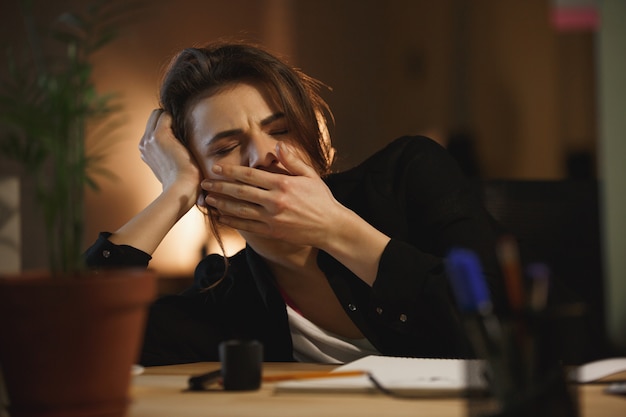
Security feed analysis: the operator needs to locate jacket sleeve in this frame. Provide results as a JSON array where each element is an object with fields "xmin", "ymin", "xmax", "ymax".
[
  {"xmin": 84, "ymin": 232, "xmax": 152, "ymax": 268},
  {"xmin": 84, "ymin": 233, "xmax": 233, "ymax": 365},
  {"xmin": 371, "ymin": 136, "xmax": 503, "ymax": 302},
  {"xmin": 366, "ymin": 137, "xmax": 505, "ymax": 357}
]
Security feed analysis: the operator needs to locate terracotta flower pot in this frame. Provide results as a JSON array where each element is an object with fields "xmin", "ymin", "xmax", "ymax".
[{"xmin": 0, "ymin": 269, "xmax": 156, "ymax": 417}]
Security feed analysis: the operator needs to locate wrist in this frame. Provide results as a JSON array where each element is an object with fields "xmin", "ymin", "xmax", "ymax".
[
  {"xmin": 320, "ymin": 207, "xmax": 390, "ymax": 285},
  {"xmin": 161, "ymin": 181, "xmax": 198, "ymax": 214}
]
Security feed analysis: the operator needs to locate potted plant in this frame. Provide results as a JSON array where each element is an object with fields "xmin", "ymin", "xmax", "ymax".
[{"xmin": 0, "ymin": 1, "xmax": 155, "ymax": 417}]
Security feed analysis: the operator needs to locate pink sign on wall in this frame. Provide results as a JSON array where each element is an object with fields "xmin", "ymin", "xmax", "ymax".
[{"xmin": 551, "ymin": 0, "xmax": 600, "ymax": 31}]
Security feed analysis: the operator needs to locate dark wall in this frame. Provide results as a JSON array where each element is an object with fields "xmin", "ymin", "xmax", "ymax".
[{"xmin": 0, "ymin": 0, "xmax": 598, "ymax": 273}]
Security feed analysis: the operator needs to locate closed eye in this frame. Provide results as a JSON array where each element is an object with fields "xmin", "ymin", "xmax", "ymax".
[
  {"xmin": 211, "ymin": 143, "xmax": 239, "ymax": 156},
  {"xmin": 270, "ymin": 129, "xmax": 289, "ymax": 136}
]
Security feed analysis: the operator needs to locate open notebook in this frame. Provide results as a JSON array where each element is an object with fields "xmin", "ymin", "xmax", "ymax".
[{"xmin": 274, "ymin": 355, "xmax": 487, "ymax": 397}]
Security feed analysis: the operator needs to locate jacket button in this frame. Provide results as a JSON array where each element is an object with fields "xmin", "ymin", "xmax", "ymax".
[
  {"xmin": 399, "ymin": 313, "xmax": 408, "ymax": 322},
  {"xmin": 102, "ymin": 250, "xmax": 111, "ymax": 258},
  {"xmin": 376, "ymin": 307, "xmax": 383, "ymax": 315},
  {"xmin": 348, "ymin": 303, "xmax": 357, "ymax": 311}
]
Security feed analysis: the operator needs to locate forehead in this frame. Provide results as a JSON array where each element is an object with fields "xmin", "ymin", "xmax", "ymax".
[
  {"xmin": 200, "ymin": 81, "xmax": 278, "ymax": 113},
  {"xmin": 189, "ymin": 82, "xmax": 281, "ymax": 134}
]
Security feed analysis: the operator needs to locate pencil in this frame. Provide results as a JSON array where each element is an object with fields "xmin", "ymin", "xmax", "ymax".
[
  {"xmin": 262, "ymin": 370, "xmax": 366, "ymax": 383},
  {"xmin": 496, "ymin": 235, "xmax": 525, "ymax": 312},
  {"xmin": 188, "ymin": 369, "xmax": 367, "ymax": 391}
]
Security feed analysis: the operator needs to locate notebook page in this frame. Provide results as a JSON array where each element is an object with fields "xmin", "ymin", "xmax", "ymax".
[{"xmin": 274, "ymin": 355, "xmax": 486, "ymax": 397}]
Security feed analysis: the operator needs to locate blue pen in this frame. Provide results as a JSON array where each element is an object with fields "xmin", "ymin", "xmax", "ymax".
[
  {"xmin": 446, "ymin": 248, "xmax": 513, "ymax": 408},
  {"xmin": 446, "ymin": 248, "xmax": 492, "ymax": 314}
]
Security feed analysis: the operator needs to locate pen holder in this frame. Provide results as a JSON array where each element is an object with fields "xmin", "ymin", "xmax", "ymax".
[
  {"xmin": 219, "ymin": 339, "xmax": 263, "ymax": 391},
  {"xmin": 466, "ymin": 307, "xmax": 582, "ymax": 417}
]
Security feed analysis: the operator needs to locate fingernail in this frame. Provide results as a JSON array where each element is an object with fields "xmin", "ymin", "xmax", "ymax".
[{"xmin": 212, "ymin": 164, "xmax": 222, "ymax": 174}]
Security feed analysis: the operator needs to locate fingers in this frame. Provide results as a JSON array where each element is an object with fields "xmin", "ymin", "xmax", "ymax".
[
  {"xmin": 205, "ymin": 193, "xmax": 264, "ymax": 221},
  {"xmin": 154, "ymin": 110, "xmax": 173, "ymax": 133},
  {"xmin": 145, "ymin": 108, "xmax": 165, "ymax": 133},
  {"xmin": 207, "ymin": 143, "xmax": 317, "ymax": 189},
  {"xmin": 137, "ymin": 109, "xmax": 199, "ymax": 192},
  {"xmin": 139, "ymin": 109, "xmax": 177, "ymax": 155},
  {"xmin": 202, "ymin": 178, "xmax": 266, "ymax": 208},
  {"xmin": 139, "ymin": 109, "xmax": 165, "ymax": 155},
  {"xmin": 276, "ymin": 142, "xmax": 317, "ymax": 177},
  {"xmin": 209, "ymin": 164, "xmax": 277, "ymax": 190}
]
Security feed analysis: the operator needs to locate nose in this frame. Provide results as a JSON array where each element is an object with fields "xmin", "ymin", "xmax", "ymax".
[{"xmin": 246, "ymin": 133, "xmax": 279, "ymax": 170}]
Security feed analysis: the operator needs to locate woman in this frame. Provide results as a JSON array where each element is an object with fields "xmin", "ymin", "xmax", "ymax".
[{"xmin": 85, "ymin": 41, "xmax": 504, "ymax": 366}]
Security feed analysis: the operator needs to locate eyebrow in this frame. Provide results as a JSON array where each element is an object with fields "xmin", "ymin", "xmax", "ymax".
[{"xmin": 209, "ymin": 112, "xmax": 286, "ymax": 143}]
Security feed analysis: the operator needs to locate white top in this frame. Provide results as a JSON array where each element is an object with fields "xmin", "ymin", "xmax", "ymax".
[{"xmin": 286, "ymin": 305, "xmax": 380, "ymax": 364}]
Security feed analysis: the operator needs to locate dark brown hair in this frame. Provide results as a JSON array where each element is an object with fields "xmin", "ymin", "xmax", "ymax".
[{"xmin": 159, "ymin": 40, "xmax": 334, "ymax": 175}]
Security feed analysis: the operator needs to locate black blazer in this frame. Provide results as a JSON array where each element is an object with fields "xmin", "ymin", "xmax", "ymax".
[{"xmin": 85, "ymin": 136, "xmax": 504, "ymax": 366}]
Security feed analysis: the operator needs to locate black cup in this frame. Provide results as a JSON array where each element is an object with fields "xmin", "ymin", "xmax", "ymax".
[{"xmin": 219, "ymin": 339, "xmax": 263, "ymax": 391}]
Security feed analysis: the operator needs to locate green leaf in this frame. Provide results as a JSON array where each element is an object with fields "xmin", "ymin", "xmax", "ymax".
[{"xmin": 0, "ymin": 0, "xmax": 142, "ymax": 273}]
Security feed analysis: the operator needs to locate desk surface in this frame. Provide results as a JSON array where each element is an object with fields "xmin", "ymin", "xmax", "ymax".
[{"xmin": 129, "ymin": 362, "xmax": 624, "ymax": 417}]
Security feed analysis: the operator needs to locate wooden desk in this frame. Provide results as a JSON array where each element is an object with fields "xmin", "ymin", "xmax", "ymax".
[{"xmin": 129, "ymin": 362, "xmax": 625, "ymax": 417}]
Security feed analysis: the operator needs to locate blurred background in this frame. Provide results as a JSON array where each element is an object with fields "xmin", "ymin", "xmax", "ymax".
[{"xmin": 0, "ymin": 0, "xmax": 603, "ymax": 279}]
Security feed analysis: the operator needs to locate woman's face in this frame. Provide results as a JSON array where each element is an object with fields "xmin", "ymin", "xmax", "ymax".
[{"xmin": 187, "ymin": 82, "xmax": 309, "ymax": 178}]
